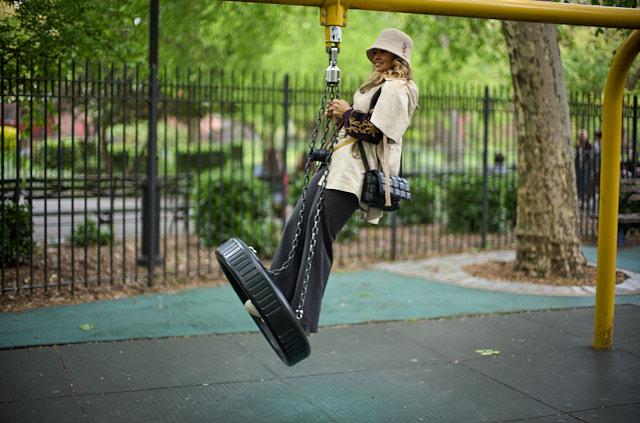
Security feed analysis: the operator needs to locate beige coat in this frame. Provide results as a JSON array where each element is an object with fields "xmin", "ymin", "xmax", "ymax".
[{"xmin": 324, "ymin": 78, "xmax": 419, "ymax": 223}]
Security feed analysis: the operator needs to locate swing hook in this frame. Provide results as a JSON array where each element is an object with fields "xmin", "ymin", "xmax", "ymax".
[
  {"xmin": 326, "ymin": 46, "xmax": 340, "ymax": 85},
  {"xmin": 320, "ymin": 0, "xmax": 348, "ymax": 85}
]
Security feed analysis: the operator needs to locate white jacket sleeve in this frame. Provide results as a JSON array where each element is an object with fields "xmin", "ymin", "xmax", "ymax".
[{"xmin": 370, "ymin": 79, "xmax": 417, "ymax": 142}]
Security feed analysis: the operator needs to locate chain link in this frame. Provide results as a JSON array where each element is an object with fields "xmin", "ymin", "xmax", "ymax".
[
  {"xmin": 269, "ymin": 88, "xmax": 329, "ymax": 277},
  {"xmin": 267, "ymin": 48, "xmax": 340, "ymax": 321},
  {"xmin": 295, "ymin": 83, "xmax": 340, "ymax": 319}
]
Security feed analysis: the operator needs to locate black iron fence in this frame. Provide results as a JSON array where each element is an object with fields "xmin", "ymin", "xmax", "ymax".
[{"xmin": 1, "ymin": 59, "xmax": 637, "ymax": 293}]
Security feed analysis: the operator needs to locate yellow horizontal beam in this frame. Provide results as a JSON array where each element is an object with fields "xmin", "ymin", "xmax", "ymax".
[{"xmin": 225, "ymin": 0, "xmax": 640, "ymax": 29}]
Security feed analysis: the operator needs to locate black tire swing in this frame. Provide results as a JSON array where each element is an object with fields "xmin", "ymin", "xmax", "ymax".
[
  {"xmin": 216, "ymin": 238, "xmax": 310, "ymax": 366},
  {"xmin": 215, "ymin": 46, "xmax": 342, "ymax": 366}
]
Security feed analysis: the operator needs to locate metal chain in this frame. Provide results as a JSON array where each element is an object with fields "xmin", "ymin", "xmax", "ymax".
[
  {"xmin": 270, "ymin": 46, "xmax": 341, "ymax": 282},
  {"xmin": 269, "ymin": 89, "xmax": 329, "ymax": 277},
  {"xmin": 267, "ymin": 46, "xmax": 341, "ymax": 321},
  {"xmin": 296, "ymin": 82, "xmax": 340, "ymax": 320}
]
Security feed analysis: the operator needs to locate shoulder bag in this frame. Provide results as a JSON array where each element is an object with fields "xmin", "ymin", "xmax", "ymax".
[{"xmin": 357, "ymin": 136, "xmax": 411, "ymax": 212}]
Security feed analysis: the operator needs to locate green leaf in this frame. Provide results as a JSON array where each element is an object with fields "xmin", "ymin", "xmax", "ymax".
[
  {"xmin": 78, "ymin": 323, "xmax": 97, "ymax": 330},
  {"xmin": 475, "ymin": 349, "xmax": 500, "ymax": 356}
]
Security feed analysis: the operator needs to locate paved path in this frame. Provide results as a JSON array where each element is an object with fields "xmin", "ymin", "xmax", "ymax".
[
  {"xmin": 1, "ymin": 306, "xmax": 639, "ymax": 422},
  {"xmin": 1, "ymin": 246, "xmax": 639, "ymax": 350},
  {"xmin": 30, "ymin": 197, "xmax": 186, "ymax": 242},
  {"xmin": 1, "ymin": 247, "xmax": 639, "ymax": 422}
]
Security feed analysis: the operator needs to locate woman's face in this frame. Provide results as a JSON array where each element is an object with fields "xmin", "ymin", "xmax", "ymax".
[{"xmin": 371, "ymin": 49, "xmax": 394, "ymax": 73}]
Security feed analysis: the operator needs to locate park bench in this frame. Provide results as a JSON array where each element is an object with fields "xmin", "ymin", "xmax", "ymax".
[
  {"xmin": 617, "ymin": 178, "xmax": 640, "ymax": 246},
  {"xmin": 586, "ymin": 178, "xmax": 640, "ymax": 246},
  {"xmin": 2, "ymin": 174, "xmax": 193, "ymax": 231},
  {"xmin": 1, "ymin": 175, "xmax": 140, "ymax": 200},
  {"xmin": 1, "ymin": 173, "xmax": 192, "ymax": 200}
]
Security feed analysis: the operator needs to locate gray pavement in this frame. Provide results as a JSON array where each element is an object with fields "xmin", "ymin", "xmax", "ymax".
[
  {"xmin": 1, "ymin": 306, "xmax": 639, "ymax": 422},
  {"xmin": 1, "ymin": 247, "xmax": 640, "ymax": 422},
  {"xmin": 30, "ymin": 197, "xmax": 186, "ymax": 242}
]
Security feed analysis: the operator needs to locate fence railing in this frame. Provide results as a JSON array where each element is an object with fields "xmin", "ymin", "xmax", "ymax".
[{"xmin": 1, "ymin": 59, "xmax": 637, "ymax": 293}]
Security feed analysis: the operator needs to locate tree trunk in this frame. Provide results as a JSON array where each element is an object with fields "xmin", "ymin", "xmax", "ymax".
[
  {"xmin": 625, "ymin": 65, "xmax": 640, "ymax": 91},
  {"xmin": 502, "ymin": 21, "xmax": 586, "ymax": 278}
]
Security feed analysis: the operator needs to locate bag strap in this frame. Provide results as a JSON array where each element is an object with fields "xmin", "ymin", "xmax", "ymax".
[
  {"xmin": 382, "ymin": 135, "xmax": 391, "ymax": 207},
  {"xmin": 357, "ymin": 85, "xmax": 393, "ymax": 207},
  {"xmin": 354, "ymin": 85, "xmax": 383, "ymax": 169},
  {"xmin": 356, "ymin": 140, "xmax": 371, "ymax": 171}
]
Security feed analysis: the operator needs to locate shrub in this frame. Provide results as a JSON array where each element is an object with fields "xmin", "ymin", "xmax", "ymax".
[
  {"xmin": 192, "ymin": 167, "xmax": 279, "ymax": 258},
  {"xmin": 0, "ymin": 201, "xmax": 36, "ymax": 267},
  {"xmin": 287, "ymin": 171, "xmax": 308, "ymax": 209},
  {"xmin": 336, "ymin": 212, "xmax": 367, "ymax": 242},
  {"xmin": 67, "ymin": 216, "xmax": 112, "ymax": 246},
  {"xmin": 397, "ymin": 175, "xmax": 439, "ymax": 225},
  {"xmin": 445, "ymin": 172, "xmax": 517, "ymax": 234},
  {"xmin": 1, "ymin": 126, "xmax": 18, "ymax": 150},
  {"xmin": 33, "ymin": 138, "xmax": 100, "ymax": 173}
]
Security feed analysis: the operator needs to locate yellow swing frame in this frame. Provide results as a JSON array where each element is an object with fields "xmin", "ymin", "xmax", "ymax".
[{"xmin": 224, "ymin": 0, "xmax": 640, "ymax": 350}]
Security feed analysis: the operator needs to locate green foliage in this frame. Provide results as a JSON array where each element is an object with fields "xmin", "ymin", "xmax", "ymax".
[
  {"xmin": 32, "ymin": 138, "xmax": 94, "ymax": 171},
  {"xmin": 559, "ymin": 1, "xmax": 640, "ymax": 91},
  {"xmin": 590, "ymin": 0, "xmax": 638, "ymax": 8},
  {"xmin": 0, "ymin": 0, "xmax": 148, "ymax": 67},
  {"xmin": 177, "ymin": 2, "xmax": 291, "ymax": 73},
  {"xmin": 287, "ymin": 171, "xmax": 309, "ymax": 209},
  {"xmin": 191, "ymin": 166, "xmax": 279, "ymax": 258},
  {"xmin": 336, "ymin": 216, "xmax": 366, "ymax": 243},
  {"xmin": 25, "ymin": 133, "xmax": 246, "ymax": 177},
  {"xmin": 1, "ymin": 126, "xmax": 18, "ymax": 150},
  {"xmin": 18, "ymin": 100, "xmax": 59, "ymax": 140},
  {"xmin": 445, "ymin": 173, "xmax": 517, "ymax": 234},
  {"xmin": 0, "ymin": 1, "xmax": 512, "ymax": 86},
  {"xmin": 558, "ymin": 26, "xmax": 631, "ymax": 92},
  {"xmin": 67, "ymin": 216, "xmax": 112, "ymax": 247},
  {"xmin": 402, "ymin": 14, "xmax": 511, "ymax": 86},
  {"xmin": 397, "ymin": 175, "xmax": 439, "ymax": 225},
  {"xmin": 4, "ymin": 0, "xmax": 637, "ymax": 91},
  {"xmin": 0, "ymin": 201, "xmax": 36, "ymax": 267}
]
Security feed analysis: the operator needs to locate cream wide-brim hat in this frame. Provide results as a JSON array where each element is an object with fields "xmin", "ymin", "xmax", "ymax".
[{"xmin": 366, "ymin": 28, "xmax": 413, "ymax": 66}]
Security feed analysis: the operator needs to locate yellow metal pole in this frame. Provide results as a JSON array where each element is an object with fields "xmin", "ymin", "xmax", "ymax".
[
  {"xmin": 350, "ymin": 0, "xmax": 640, "ymax": 28},
  {"xmin": 227, "ymin": 0, "xmax": 640, "ymax": 29},
  {"xmin": 594, "ymin": 30, "xmax": 640, "ymax": 350}
]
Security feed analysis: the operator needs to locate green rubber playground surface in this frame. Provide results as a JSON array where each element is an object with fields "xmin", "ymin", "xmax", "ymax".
[{"xmin": 0, "ymin": 246, "xmax": 638, "ymax": 349}]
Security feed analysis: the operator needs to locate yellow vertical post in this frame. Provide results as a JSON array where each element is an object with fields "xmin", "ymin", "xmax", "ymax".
[{"xmin": 594, "ymin": 30, "xmax": 640, "ymax": 350}]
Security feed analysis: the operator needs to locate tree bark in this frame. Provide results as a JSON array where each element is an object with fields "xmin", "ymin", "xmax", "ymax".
[
  {"xmin": 625, "ymin": 65, "xmax": 640, "ymax": 91},
  {"xmin": 502, "ymin": 21, "xmax": 586, "ymax": 278}
]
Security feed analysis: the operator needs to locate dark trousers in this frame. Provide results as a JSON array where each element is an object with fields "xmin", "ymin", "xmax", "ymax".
[{"xmin": 270, "ymin": 169, "xmax": 359, "ymax": 333}]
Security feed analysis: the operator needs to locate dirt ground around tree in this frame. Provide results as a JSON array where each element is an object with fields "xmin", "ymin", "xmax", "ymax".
[{"xmin": 463, "ymin": 260, "xmax": 628, "ymax": 288}]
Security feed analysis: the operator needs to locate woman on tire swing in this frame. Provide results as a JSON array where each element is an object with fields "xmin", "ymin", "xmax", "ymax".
[{"xmin": 246, "ymin": 28, "xmax": 419, "ymax": 335}]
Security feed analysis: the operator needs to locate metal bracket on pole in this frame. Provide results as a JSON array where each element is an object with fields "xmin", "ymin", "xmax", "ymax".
[
  {"xmin": 320, "ymin": 0, "xmax": 351, "ymax": 48},
  {"xmin": 320, "ymin": 1, "xmax": 349, "ymax": 85}
]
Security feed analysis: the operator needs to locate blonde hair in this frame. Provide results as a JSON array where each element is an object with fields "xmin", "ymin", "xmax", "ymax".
[{"xmin": 367, "ymin": 57, "xmax": 413, "ymax": 86}]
